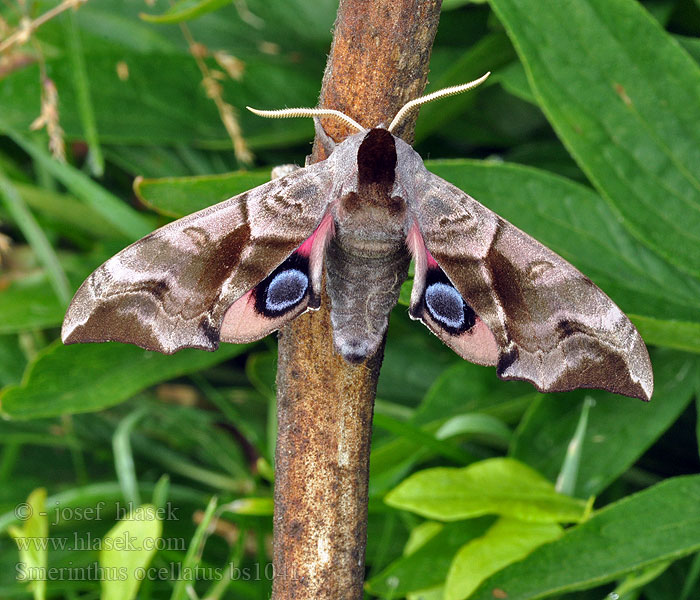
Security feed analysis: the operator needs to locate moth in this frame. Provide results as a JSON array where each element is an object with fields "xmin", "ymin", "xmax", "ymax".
[{"xmin": 62, "ymin": 73, "xmax": 654, "ymax": 401}]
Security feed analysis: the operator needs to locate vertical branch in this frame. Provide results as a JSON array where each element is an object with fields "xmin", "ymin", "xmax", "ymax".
[{"xmin": 273, "ymin": 1, "xmax": 442, "ymax": 599}]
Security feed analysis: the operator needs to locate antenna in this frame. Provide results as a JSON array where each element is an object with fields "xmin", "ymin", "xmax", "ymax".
[
  {"xmin": 246, "ymin": 107, "xmax": 366, "ymax": 134},
  {"xmin": 247, "ymin": 71, "xmax": 491, "ymax": 135},
  {"xmin": 387, "ymin": 72, "xmax": 490, "ymax": 133}
]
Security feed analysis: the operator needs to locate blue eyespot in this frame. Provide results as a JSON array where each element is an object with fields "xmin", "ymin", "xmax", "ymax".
[
  {"xmin": 265, "ymin": 269, "xmax": 308, "ymax": 312},
  {"xmin": 425, "ymin": 282, "xmax": 465, "ymax": 329}
]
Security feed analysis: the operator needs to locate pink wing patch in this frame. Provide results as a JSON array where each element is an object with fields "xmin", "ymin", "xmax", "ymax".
[
  {"xmin": 406, "ymin": 223, "xmax": 499, "ymax": 366},
  {"xmin": 220, "ymin": 289, "xmax": 307, "ymax": 343},
  {"xmin": 220, "ymin": 212, "xmax": 334, "ymax": 343}
]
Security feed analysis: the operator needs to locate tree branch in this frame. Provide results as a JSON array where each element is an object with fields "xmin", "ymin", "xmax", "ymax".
[{"xmin": 273, "ymin": 1, "xmax": 443, "ymax": 598}]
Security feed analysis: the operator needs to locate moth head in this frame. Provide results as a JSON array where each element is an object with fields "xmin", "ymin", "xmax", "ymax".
[{"xmin": 246, "ymin": 71, "xmax": 490, "ymax": 137}]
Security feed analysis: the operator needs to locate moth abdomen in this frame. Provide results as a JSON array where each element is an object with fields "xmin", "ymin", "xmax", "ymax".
[{"xmin": 325, "ymin": 237, "xmax": 410, "ymax": 364}]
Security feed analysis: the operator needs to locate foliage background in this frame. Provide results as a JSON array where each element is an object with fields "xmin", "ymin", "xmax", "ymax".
[{"xmin": 1, "ymin": 0, "xmax": 700, "ymax": 598}]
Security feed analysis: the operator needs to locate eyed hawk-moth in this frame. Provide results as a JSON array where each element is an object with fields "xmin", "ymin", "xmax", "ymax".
[{"xmin": 62, "ymin": 74, "xmax": 654, "ymax": 401}]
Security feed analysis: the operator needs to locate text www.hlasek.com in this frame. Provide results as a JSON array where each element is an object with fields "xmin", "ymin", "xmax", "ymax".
[{"xmin": 13, "ymin": 532, "xmax": 186, "ymax": 553}]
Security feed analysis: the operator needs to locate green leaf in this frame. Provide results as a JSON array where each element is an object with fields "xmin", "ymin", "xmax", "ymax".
[
  {"xmin": 14, "ymin": 182, "xmax": 124, "ymax": 240},
  {"xmin": 64, "ymin": 9, "xmax": 104, "ymax": 176},
  {"xmin": 426, "ymin": 160, "xmax": 700, "ymax": 351},
  {"xmin": 8, "ymin": 488, "xmax": 48, "ymax": 600},
  {"xmin": 140, "ymin": 0, "xmax": 231, "ymax": 23},
  {"xmin": 385, "ymin": 457, "xmax": 587, "ymax": 523},
  {"xmin": 171, "ymin": 496, "xmax": 218, "ymax": 600},
  {"xmin": 445, "ymin": 518, "xmax": 562, "ymax": 600},
  {"xmin": 488, "ymin": 0, "xmax": 700, "ymax": 278},
  {"xmin": 134, "ymin": 171, "xmax": 270, "ymax": 218},
  {"xmin": 0, "ymin": 174, "xmax": 71, "ymax": 305},
  {"xmin": 414, "ymin": 33, "xmax": 515, "ymax": 142},
  {"xmin": 554, "ymin": 396, "xmax": 594, "ymax": 496},
  {"xmin": 0, "ymin": 48, "xmax": 319, "ymax": 150},
  {"xmin": 511, "ymin": 350, "xmax": 699, "ymax": 497},
  {"xmin": 629, "ymin": 315, "xmax": 700, "ymax": 354},
  {"xmin": 99, "ymin": 504, "xmax": 162, "ymax": 600},
  {"xmin": 435, "ymin": 413, "xmax": 512, "ymax": 444},
  {"xmin": 222, "ymin": 497, "xmax": 274, "ymax": 516},
  {"xmin": 469, "ymin": 475, "xmax": 700, "ymax": 599},
  {"xmin": 113, "ymin": 407, "xmax": 149, "ymax": 507},
  {"xmin": 366, "ymin": 518, "xmax": 494, "ymax": 598},
  {"xmin": 414, "ymin": 360, "xmax": 536, "ymax": 426},
  {"xmin": 0, "ymin": 341, "xmax": 249, "ymax": 420},
  {"xmin": 0, "ymin": 126, "xmax": 153, "ymax": 240},
  {"xmin": 0, "ymin": 336, "xmax": 27, "ymax": 387},
  {"xmin": 0, "ymin": 272, "xmax": 69, "ymax": 335}
]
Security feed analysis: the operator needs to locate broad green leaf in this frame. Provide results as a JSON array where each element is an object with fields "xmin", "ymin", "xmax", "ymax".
[
  {"xmin": 8, "ymin": 488, "xmax": 47, "ymax": 600},
  {"xmin": 379, "ymin": 311, "xmax": 456, "ymax": 406},
  {"xmin": 134, "ymin": 171, "xmax": 270, "ymax": 217},
  {"xmin": 371, "ymin": 360, "xmax": 526, "ymax": 496},
  {"xmin": 0, "ymin": 273, "xmax": 65, "ymax": 335},
  {"xmin": 404, "ymin": 521, "xmax": 444, "ymax": 555},
  {"xmin": 435, "ymin": 413, "xmax": 512, "ymax": 444},
  {"xmin": 0, "ymin": 341, "xmax": 249, "ymax": 420},
  {"xmin": 610, "ymin": 561, "xmax": 672, "ymax": 599},
  {"xmin": 99, "ymin": 504, "xmax": 162, "ymax": 600},
  {"xmin": 0, "ymin": 49, "xmax": 318, "ymax": 150},
  {"xmin": 488, "ymin": 0, "xmax": 700, "ymax": 278},
  {"xmin": 496, "ymin": 60, "xmax": 535, "ymax": 104},
  {"xmin": 373, "ymin": 413, "xmax": 472, "ymax": 466},
  {"xmin": 385, "ymin": 457, "xmax": 587, "ymax": 523},
  {"xmin": 414, "ymin": 360, "xmax": 536, "ymax": 426},
  {"xmin": 0, "ymin": 336, "xmax": 26, "ymax": 387},
  {"xmin": 445, "ymin": 518, "xmax": 562, "ymax": 600},
  {"xmin": 469, "ymin": 475, "xmax": 700, "ymax": 599},
  {"xmin": 511, "ymin": 350, "xmax": 698, "ymax": 497},
  {"xmin": 414, "ymin": 33, "xmax": 515, "ymax": 142},
  {"xmin": 630, "ymin": 315, "xmax": 700, "ymax": 354},
  {"xmin": 427, "ymin": 160, "xmax": 700, "ymax": 351},
  {"xmin": 366, "ymin": 518, "xmax": 494, "ymax": 598}
]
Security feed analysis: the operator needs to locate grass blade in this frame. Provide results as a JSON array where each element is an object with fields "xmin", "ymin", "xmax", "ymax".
[{"xmin": 0, "ymin": 172, "xmax": 71, "ymax": 305}]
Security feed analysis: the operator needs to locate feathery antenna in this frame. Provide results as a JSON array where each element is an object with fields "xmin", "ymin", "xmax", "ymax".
[{"xmin": 388, "ymin": 72, "xmax": 490, "ymax": 133}]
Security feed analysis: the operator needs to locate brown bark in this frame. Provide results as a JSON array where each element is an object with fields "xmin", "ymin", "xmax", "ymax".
[{"xmin": 273, "ymin": 1, "xmax": 443, "ymax": 598}]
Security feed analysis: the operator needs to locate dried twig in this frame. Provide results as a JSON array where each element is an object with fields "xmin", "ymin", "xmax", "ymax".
[
  {"xmin": 0, "ymin": 0, "xmax": 88, "ymax": 53},
  {"xmin": 179, "ymin": 23, "xmax": 252, "ymax": 166}
]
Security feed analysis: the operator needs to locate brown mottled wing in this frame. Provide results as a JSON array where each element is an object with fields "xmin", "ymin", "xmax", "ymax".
[
  {"xmin": 62, "ymin": 162, "xmax": 334, "ymax": 353},
  {"xmin": 409, "ymin": 170, "xmax": 654, "ymax": 401}
]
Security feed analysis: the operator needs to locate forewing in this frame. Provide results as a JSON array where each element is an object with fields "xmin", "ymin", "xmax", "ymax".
[
  {"xmin": 408, "ymin": 171, "xmax": 653, "ymax": 401},
  {"xmin": 62, "ymin": 162, "xmax": 334, "ymax": 353}
]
